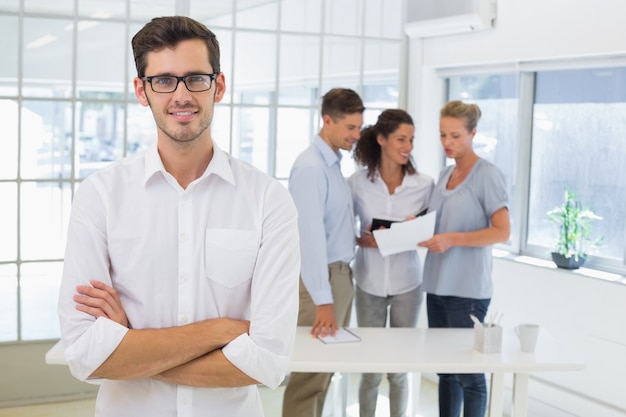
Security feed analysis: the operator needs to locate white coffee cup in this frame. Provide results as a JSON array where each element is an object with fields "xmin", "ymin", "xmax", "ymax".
[{"xmin": 515, "ymin": 323, "xmax": 540, "ymax": 352}]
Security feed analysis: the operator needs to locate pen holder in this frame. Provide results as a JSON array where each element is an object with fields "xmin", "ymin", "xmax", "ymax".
[{"xmin": 473, "ymin": 323, "xmax": 502, "ymax": 353}]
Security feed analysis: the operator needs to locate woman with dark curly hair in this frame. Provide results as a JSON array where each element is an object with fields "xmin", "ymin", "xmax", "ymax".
[{"xmin": 348, "ymin": 108, "xmax": 434, "ymax": 417}]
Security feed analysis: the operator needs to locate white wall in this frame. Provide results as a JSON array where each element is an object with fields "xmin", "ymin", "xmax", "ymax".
[
  {"xmin": 407, "ymin": 1, "xmax": 626, "ymax": 415},
  {"xmin": 408, "ymin": 0, "xmax": 626, "ymax": 180},
  {"xmin": 492, "ymin": 259, "xmax": 626, "ymax": 416}
]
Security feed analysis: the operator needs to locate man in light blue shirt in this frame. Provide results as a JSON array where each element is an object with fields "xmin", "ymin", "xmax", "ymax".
[{"xmin": 283, "ymin": 88, "xmax": 364, "ymax": 417}]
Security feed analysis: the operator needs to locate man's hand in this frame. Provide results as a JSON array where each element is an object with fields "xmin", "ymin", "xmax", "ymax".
[
  {"xmin": 75, "ymin": 281, "xmax": 254, "ymax": 381},
  {"xmin": 74, "ymin": 280, "xmax": 130, "ymax": 328},
  {"xmin": 311, "ymin": 304, "xmax": 337, "ymax": 338},
  {"xmin": 153, "ymin": 349, "xmax": 259, "ymax": 388}
]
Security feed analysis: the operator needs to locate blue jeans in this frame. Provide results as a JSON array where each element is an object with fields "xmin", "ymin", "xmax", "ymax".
[
  {"xmin": 355, "ymin": 285, "xmax": 423, "ymax": 417},
  {"xmin": 427, "ymin": 294, "xmax": 490, "ymax": 417}
]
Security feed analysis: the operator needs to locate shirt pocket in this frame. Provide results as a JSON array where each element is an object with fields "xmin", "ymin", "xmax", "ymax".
[{"xmin": 204, "ymin": 229, "xmax": 259, "ymax": 288}]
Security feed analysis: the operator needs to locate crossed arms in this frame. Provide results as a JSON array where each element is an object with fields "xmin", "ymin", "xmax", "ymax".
[{"xmin": 74, "ymin": 280, "xmax": 257, "ymax": 387}]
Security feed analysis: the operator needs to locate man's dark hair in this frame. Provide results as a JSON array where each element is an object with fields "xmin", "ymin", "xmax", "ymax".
[
  {"xmin": 132, "ymin": 16, "xmax": 220, "ymax": 78},
  {"xmin": 321, "ymin": 88, "xmax": 365, "ymax": 120}
]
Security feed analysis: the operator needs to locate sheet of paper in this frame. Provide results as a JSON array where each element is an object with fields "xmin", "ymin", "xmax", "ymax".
[
  {"xmin": 317, "ymin": 328, "xmax": 361, "ymax": 344},
  {"xmin": 372, "ymin": 211, "xmax": 436, "ymax": 257}
]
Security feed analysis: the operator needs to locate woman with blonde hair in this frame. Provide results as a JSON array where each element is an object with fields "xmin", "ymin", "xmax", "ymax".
[{"xmin": 419, "ymin": 100, "xmax": 510, "ymax": 417}]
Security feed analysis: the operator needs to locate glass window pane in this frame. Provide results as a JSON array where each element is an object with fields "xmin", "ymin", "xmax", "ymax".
[
  {"xmin": 362, "ymin": 83, "xmax": 399, "ymax": 110},
  {"xmin": 447, "ymin": 74, "xmax": 519, "ymax": 245},
  {"xmin": 0, "ymin": 0, "xmax": 18, "ymax": 12},
  {"xmin": 192, "ymin": 1, "xmax": 233, "ymax": 26},
  {"xmin": 279, "ymin": 35, "xmax": 320, "ymax": 106},
  {"xmin": 0, "ymin": 100, "xmax": 18, "ymax": 179},
  {"xmin": 127, "ymin": 23, "xmax": 144, "ymax": 101},
  {"xmin": 131, "ymin": 0, "xmax": 176, "ymax": 21},
  {"xmin": 75, "ymin": 101, "xmax": 124, "ymax": 179},
  {"xmin": 0, "ymin": 264, "xmax": 17, "ymax": 342},
  {"xmin": 276, "ymin": 107, "xmax": 315, "ymax": 178},
  {"xmin": 363, "ymin": 40, "xmax": 401, "ymax": 109},
  {"xmin": 212, "ymin": 29, "xmax": 233, "ymax": 104},
  {"xmin": 20, "ymin": 100, "xmax": 73, "ymax": 180},
  {"xmin": 76, "ymin": 21, "xmax": 126, "ymax": 90},
  {"xmin": 24, "ymin": 0, "xmax": 73, "ymax": 14},
  {"xmin": 280, "ymin": 0, "xmax": 322, "ymax": 33},
  {"xmin": 233, "ymin": 32, "xmax": 277, "ymax": 105},
  {"xmin": 363, "ymin": 108, "xmax": 382, "ymax": 126},
  {"xmin": 0, "ymin": 184, "xmax": 17, "ymax": 262},
  {"xmin": 212, "ymin": 105, "xmax": 232, "ymax": 153},
  {"xmin": 127, "ymin": 102, "xmax": 156, "ymax": 156},
  {"xmin": 20, "ymin": 262, "xmax": 63, "ymax": 341},
  {"xmin": 0, "ymin": 16, "xmax": 18, "ymax": 95},
  {"xmin": 527, "ymin": 67, "xmax": 626, "ymax": 261},
  {"xmin": 79, "ymin": 0, "xmax": 126, "ymax": 19},
  {"xmin": 321, "ymin": 36, "xmax": 362, "ymax": 95},
  {"xmin": 324, "ymin": 0, "xmax": 362, "ymax": 36},
  {"xmin": 236, "ymin": 0, "xmax": 278, "ymax": 30},
  {"xmin": 340, "ymin": 150, "xmax": 357, "ymax": 178},
  {"xmin": 279, "ymin": 87, "xmax": 318, "ymax": 106},
  {"xmin": 232, "ymin": 106, "xmax": 270, "ymax": 173},
  {"xmin": 20, "ymin": 182, "xmax": 72, "ymax": 261},
  {"xmin": 364, "ymin": 0, "xmax": 403, "ymax": 39},
  {"xmin": 23, "ymin": 18, "xmax": 73, "ymax": 98}
]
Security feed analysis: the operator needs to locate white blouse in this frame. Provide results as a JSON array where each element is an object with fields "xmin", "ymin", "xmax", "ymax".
[{"xmin": 348, "ymin": 169, "xmax": 434, "ymax": 297}]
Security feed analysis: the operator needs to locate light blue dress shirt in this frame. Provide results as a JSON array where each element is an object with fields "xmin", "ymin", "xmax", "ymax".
[{"xmin": 288, "ymin": 135, "xmax": 355, "ymax": 305}]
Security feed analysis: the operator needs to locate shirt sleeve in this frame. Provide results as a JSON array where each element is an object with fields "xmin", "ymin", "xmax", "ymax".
[
  {"xmin": 222, "ymin": 181, "xmax": 301, "ymax": 389},
  {"xmin": 288, "ymin": 163, "xmax": 333, "ymax": 305},
  {"xmin": 57, "ymin": 177, "xmax": 130, "ymax": 382},
  {"xmin": 347, "ymin": 173, "xmax": 360, "ymax": 233},
  {"xmin": 479, "ymin": 162, "xmax": 509, "ymax": 217}
]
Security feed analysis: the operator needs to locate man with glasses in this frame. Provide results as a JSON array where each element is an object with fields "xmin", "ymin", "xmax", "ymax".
[{"xmin": 57, "ymin": 16, "xmax": 300, "ymax": 417}]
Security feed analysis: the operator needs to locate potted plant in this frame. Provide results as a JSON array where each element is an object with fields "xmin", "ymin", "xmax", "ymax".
[{"xmin": 547, "ymin": 190, "xmax": 602, "ymax": 269}]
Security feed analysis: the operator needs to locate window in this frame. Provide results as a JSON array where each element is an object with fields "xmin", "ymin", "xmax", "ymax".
[
  {"xmin": 527, "ymin": 67, "xmax": 626, "ymax": 266},
  {"xmin": 445, "ymin": 64, "xmax": 626, "ymax": 275},
  {"xmin": 446, "ymin": 74, "xmax": 519, "ymax": 248},
  {"xmin": 1, "ymin": 0, "xmax": 403, "ymax": 343}
]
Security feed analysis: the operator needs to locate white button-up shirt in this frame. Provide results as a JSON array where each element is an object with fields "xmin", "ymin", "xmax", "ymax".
[
  {"xmin": 348, "ymin": 169, "xmax": 434, "ymax": 296},
  {"xmin": 58, "ymin": 143, "xmax": 300, "ymax": 417}
]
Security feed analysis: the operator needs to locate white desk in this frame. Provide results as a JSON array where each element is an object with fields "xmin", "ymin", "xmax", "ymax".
[
  {"xmin": 290, "ymin": 326, "xmax": 583, "ymax": 417},
  {"xmin": 46, "ymin": 326, "xmax": 584, "ymax": 417}
]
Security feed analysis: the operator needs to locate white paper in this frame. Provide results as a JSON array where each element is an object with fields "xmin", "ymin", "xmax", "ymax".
[
  {"xmin": 317, "ymin": 328, "xmax": 361, "ymax": 344},
  {"xmin": 372, "ymin": 211, "xmax": 436, "ymax": 257}
]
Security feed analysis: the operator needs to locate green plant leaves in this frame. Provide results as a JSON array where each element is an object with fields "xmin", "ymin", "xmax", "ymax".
[{"xmin": 547, "ymin": 190, "xmax": 603, "ymax": 260}]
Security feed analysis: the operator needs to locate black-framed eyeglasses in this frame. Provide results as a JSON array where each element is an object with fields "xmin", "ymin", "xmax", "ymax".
[{"xmin": 142, "ymin": 73, "xmax": 218, "ymax": 93}]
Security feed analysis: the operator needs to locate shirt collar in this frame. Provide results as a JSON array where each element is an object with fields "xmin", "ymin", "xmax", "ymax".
[
  {"xmin": 201, "ymin": 142, "xmax": 236, "ymax": 185},
  {"xmin": 143, "ymin": 141, "xmax": 236, "ymax": 187},
  {"xmin": 373, "ymin": 168, "xmax": 423, "ymax": 188},
  {"xmin": 314, "ymin": 135, "xmax": 342, "ymax": 167}
]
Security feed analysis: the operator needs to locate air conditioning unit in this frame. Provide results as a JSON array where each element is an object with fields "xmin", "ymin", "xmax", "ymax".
[{"xmin": 405, "ymin": 0, "xmax": 497, "ymax": 38}]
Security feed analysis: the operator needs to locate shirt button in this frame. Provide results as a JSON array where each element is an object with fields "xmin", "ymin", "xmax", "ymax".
[
  {"xmin": 179, "ymin": 273, "xmax": 188, "ymax": 283},
  {"xmin": 180, "ymin": 232, "xmax": 189, "ymax": 242}
]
